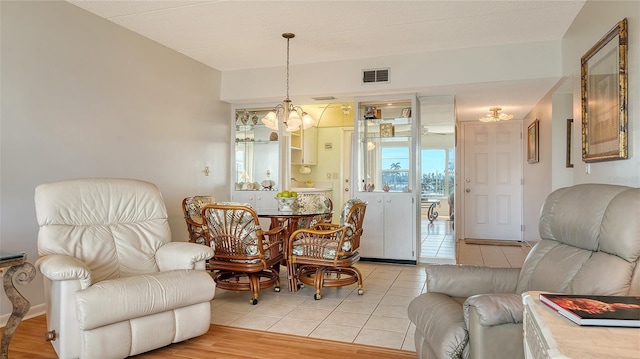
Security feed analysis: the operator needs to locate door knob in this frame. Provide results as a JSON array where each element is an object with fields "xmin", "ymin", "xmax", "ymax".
[
  {"xmin": 465, "ymin": 188, "xmax": 471, "ymax": 193},
  {"xmin": 344, "ymin": 188, "xmax": 349, "ymax": 192}
]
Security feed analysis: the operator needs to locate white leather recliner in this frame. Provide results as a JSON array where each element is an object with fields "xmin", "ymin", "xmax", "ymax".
[
  {"xmin": 408, "ymin": 183, "xmax": 640, "ymax": 359},
  {"xmin": 35, "ymin": 178, "xmax": 216, "ymax": 358}
]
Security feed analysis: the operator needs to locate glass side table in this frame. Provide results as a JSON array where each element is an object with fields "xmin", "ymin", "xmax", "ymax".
[{"xmin": 0, "ymin": 251, "xmax": 36, "ymax": 359}]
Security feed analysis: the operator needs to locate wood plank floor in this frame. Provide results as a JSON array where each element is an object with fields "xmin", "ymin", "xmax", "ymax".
[{"xmin": 1, "ymin": 315, "xmax": 416, "ymax": 358}]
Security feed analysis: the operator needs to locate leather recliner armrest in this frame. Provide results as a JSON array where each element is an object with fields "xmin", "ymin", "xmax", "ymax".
[
  {"xmin": 36, "ymin": 254, "xmax": 93, "ymax": 289},
  {"xmin": 426, "ymin": 264, "xmax": 520, "ymax": 297},
  {"xmin": 156, "ymin": 242, "xmax": 214, "ymax": 271},
  {"xmin": 464, "ymin": 293, "xmax": 526, "ymax": 359},
  {"xmin": 464, "ymin": 293, "xmax": 524, "ymax": 327}
]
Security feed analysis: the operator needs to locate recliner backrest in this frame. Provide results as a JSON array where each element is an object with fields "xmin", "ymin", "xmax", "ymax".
[
  {"xmin": 35, "ymin": 178, "xmax": 171, "ymax": 282},
  {"xmin": 517, "ymin": 184, "xmax": 640, "ymax": 296}
]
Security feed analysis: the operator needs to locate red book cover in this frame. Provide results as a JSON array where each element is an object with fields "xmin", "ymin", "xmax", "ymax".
[{"xmin": 539, "ymin": 293, "xmax": 640, "ymax": 327}]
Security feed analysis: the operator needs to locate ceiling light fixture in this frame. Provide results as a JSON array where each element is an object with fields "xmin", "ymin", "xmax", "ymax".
[
  {"xmin": 479, "ymin": 107, "xmax": 513, "ymax": 122},
  {"xmin": 261, "ymin": 33, "xmax": 316, "ymax": 132}
]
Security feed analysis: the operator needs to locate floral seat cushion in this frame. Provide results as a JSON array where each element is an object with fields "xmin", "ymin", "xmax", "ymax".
[
  {"xmin": 183, "ymin": 195, "xmax": 216, "ymax": 245},
  {"xmin": 296, "ymin": 194, "xmax": 332, "ymax": 228}
]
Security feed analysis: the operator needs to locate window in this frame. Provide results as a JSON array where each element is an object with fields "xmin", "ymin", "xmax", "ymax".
[
  {"xmin": 421, "ymin": 148, "xmax": 454, "ymax": 199},
  {"xmin": 381, "ymin": 147, "xmax": 410, "ymax": 191}
]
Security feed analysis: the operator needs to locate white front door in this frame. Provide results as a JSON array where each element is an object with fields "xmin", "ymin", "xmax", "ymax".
[{"xmin": 462, "ymin": 121, "xmax": 523, "ymax": 241}]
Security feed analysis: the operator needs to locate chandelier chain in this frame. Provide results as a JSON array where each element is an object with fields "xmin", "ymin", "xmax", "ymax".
[{"xmin": 284, "ymin": 34, "xmax": 292, "ymax": 101}]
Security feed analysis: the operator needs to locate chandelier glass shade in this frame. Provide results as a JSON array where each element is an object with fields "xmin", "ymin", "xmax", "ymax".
[
  {"xmin": 479, "ymin": 107, "xmax": 513, "ymax": 122},
  {"xmin": 261, "ymin": 33, "xmax": 316, "ymax": 132}
]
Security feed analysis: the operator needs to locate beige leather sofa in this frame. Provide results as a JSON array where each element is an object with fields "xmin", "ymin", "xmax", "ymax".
[
  {"xmin": 35, "ymin": 178, "xmax": 216, "ymax": 358},
  {"xmin": 408, "ymin": 183, "xmax": 640, "ymax": 359}
]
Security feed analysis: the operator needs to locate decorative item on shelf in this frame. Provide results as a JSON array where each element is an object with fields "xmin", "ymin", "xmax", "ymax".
[
  {"xmin": 299, "ymin": 165, "xmax": 311, "ymax": 174},
  {"xmin": 269, "ymin": 132, "xmax": 278, "ymax": 141},
  {"xmin": 261, "ymin": 33, "xmax": 316, "ymax": 132},
  {"xmin": 380, "ymin": 123, "xmax": 394, "ymax": 137},
  {"xmin": 401, "ymin": 108, "xmax": 412, "ymax": 118},
  {"xmin": 367, "ymin": 141, "xmax": 376, "ymax": 151},
  {"xmin": 364, "ymin": 183, "xmax": 375, "ymax": 192},
  {"xmin": 240, "ymin": 110, "xmax": 250, "ymax": 125},
  {"xmin": 383, "ymin": 182, "xmax": 390, "ymax": 192},
  {"xmin": 304, "ymin": 180, "xmax": 314, "ymax": 188},
  {"xmin": 479, "ymin": 107, "xmax": 513, "ymax": 122},
  {"xmin": 364, "ymin": 106, "xmax": 377, "ymax": 119},
  {"xmin": 261, "ymin": 180, "xmax": 276, "ymax": 190},
  {"xmin": 251, "ymin": 114, "xmax": 259, "ymax": 125}
]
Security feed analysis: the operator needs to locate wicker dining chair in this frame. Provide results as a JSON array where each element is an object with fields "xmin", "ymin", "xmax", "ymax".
[
  {"xmin": 202, "ymin": 203, "xmax": 285, "ymax": 305},
  {"xmin": 288, "ymin": 199, "xmax": 367, "ymax": 300},
  {"xmin": 182, "ymin": 195, "xmax": 216, "ymax": 246}
]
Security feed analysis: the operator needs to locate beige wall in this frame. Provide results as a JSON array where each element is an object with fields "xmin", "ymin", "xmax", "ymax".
[
  {"xmin": 563, "ymin": 1, "xmax": 640, "ymax": 186},
  {"xmin": 523, "ymin": 0, "xmax": 639, "ymax": 243},
  {"xmin": 0, "ymin": 1, "xmax": 229, "ymax": 321}
]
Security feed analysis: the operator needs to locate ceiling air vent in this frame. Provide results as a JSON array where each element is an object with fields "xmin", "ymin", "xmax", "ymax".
[{"xmin": 362, "ymin": 68, "xmax": 389, "ymax": 84}]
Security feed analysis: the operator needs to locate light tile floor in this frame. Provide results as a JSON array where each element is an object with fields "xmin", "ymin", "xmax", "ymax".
[
  {"xmin": 210, "ymin": 218, "xmax": 532, "ymax": 352},
  {"xmin": 420, "ymin": 216, "xmax": 456, "ymax": 263}
]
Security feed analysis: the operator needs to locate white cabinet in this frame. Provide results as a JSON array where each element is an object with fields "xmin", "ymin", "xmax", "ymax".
[
  {"xmin": 352, "ymin": 94, "xmax": 419, "ymax": 264},
  {"xmin": 232, "ymin": 191, "xmax": 277, "ymax": 212},
  {"xmin": 291, "ymin": 126, "xmax": 317, "ymax": 165},
  {"xmin": 355, "ymin": 192, "xmax": 416, "ymax": 262}
]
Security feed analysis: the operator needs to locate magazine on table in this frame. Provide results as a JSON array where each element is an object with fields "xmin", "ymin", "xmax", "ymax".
[{"xmin": 539, "ymin": 293, "xmax": 640, "ymax": 327}]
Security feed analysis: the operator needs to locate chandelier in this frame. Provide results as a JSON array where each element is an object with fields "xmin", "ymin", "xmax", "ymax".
[
  {"xmin": 479, "ymin": 107, "xmax": 513, "ymax": 122},
  {"xmin": 261, "ymin": 33, "xmax": 316, "ymax": 132}
]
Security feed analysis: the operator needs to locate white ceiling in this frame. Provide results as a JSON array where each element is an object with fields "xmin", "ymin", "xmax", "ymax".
[{"xmin": 67, "ymin": 0, "xmax": 586, "ymax": 122}]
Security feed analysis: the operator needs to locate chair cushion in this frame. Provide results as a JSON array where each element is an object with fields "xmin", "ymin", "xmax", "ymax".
[
  {"xmin": 183, "ymin": 196, "xmax": 216, "ymax": 225},
  {"xmin": 296, "ymin": 194, "xmax": 332, "ymax": 229},
  {"xmin": 75, "ymin": 270, "xmax": 215, "ymax": 330},
  {"xmin": 291, "ymin": 237, "xmax": 353, "ymax": 259},
  {"xmin": 339, "ymin": 198, "xmax": 363, "ymax": 226},
  {"xmin": 183, "ymin": 196, "xmax": 216, "ymax": 245}
]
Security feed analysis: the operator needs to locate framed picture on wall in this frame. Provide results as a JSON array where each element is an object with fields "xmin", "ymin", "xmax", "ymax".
[
  {"xmin": 527, "ymin": 119, "xmax": 539, "ymax": 164},
  {"xmin": 581, "ymin": 18, "xmax": 628, "ymax": 162}
]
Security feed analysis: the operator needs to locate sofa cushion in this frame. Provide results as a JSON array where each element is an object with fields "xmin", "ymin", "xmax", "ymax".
[{"xmin": 75, "ymin": 270, "xmax": 215, "ymax": 330}]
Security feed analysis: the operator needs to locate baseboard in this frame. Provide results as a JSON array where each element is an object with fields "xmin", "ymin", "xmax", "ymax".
[
  {"xmin": 464, "ymin": 239, "xmax": 523, "ymax": 246},
  {"xmin": 0, "ymin": 303, "xmax": 46, "ymax": 328},
  {"xmin": 419, "ymin": 257, "xmax": 456, "ymax": 265},
  {"xmin": 360, "ymin": 258, "xmax": 417, "ymax": 265}
]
